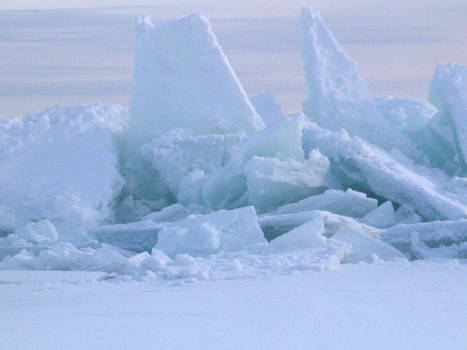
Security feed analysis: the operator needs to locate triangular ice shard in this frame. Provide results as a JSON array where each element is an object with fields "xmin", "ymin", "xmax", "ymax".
[
  {"xmin": 429, "ymin": 62, "xmax": 467, "ymax": 175},
  {"xmin": 129, "ymin": 14, "xmax": 264, "ymax": 145},
  {"xmin": 300, "ymin": 7, "xmax": 418, "ymax": 157}
]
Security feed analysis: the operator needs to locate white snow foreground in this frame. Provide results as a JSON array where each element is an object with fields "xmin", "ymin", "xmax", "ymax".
[{"xmin": 1, "ymin": 9, "xmax": 466, "ymax": 281}]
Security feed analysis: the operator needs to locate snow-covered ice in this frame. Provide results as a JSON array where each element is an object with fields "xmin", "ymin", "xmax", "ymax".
[
  {"xmin": 244, "ymin": 153, "xmax": 329, "ymax": 213},
  {"xmin": 360, "ymin": 201, "xmax": 395, "ymax": 228},
  {"xmin": 0, "ymin": 104, "xmax": 126, "ymax": 239},
  {"xmin": 374, "ymin": 96, "xmax": 437, "ymax": 137},
  {"xmin": 128, "ymin": 14, "xmax": 264, "ymax": 146},
  {"xmin": 300, "ymin": 7, "xmax": 418, "ymax": 158},
  {"xmin": 156, "ymin": 206, "xmax": 265, "ymax": 256},
  {"xmin": 1, "ymin": 262, "xmax": 465, "ymax": 350},
  {"xmin": 302, "ymin": 122, "xmax": 467, "ymax": 220},
  {"xmin": 429, "ymin": 62, "xmax": 467, "ymax": 174},
  {"xmin": 277, "ymin": 188, "xmax": 377, "ymax": 218},
  {"xmin": 0, "ymin": 7, "xmax": 466, "ymax": 349}
]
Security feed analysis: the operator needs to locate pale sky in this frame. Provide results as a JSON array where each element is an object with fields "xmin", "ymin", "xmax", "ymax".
[{"xmin": 0, "ymin": 0, "xmax": 465, "ymax": 116}]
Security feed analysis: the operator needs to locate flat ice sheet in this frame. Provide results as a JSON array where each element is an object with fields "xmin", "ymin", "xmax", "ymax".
[{"xmin": 1, "ymin": 261, "xmax": 465, "ymax": 350}]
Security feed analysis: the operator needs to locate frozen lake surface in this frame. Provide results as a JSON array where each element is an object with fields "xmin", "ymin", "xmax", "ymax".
[{"xmin": 1, "ymin": 261, "xmax": 466, "ymax": 350}]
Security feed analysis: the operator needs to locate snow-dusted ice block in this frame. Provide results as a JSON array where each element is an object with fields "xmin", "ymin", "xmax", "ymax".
[
  {"xmin": 300, "ymin": 7, "xmax": 417, "ymax": 157},
  {"xmin": 0, "ymin": 104, "xmax": 126, "ymax": 236},
  {"xmin": 201, "ymin": 115, "xmax": 307, "ymax": 210},
  {"xmin": 277, "ymin": 189, "xmax": 377, "ymax": 218},
  {"xmin": 201, "ymin": 163, "xmax": 248, "ymax": 210},
  {"xmin": 142, "ymin": 204, "xmax": 190, "ymax": 223},
  {"xmin": 303, "ymin": 123, "xmax": 467, "ymax": 220},
  {"xmin": 259, "ymin": 210, "xmax": 381, "ymax": 241},
  {"xmin": 250, "ymin": 91, "xmax": 284, "ymax": 126},
  {"xmin": 244, "ymin": 153, "xmax": 329, "ymax": 213},
  {"xmin": 382, "ymin": 219, "xmax": 467, "ymax": 259},
  {"xmin": 239, "ymin": 114, "xmax": 306, "ymax": 162},
  {"xmin": 429, "ymin": 62, "xmax": 467, "ymax": 174},
  {"xmin": 12, "ymin": 220, "xmax": 58, "ymax": 244},
  {"xmin": 271, "ymin": 217, "xmax": 327, "ymax": 250},
  {"xmin": 129, "ymin": 14, "xmax": 264, "ymax": 145},
  {"xmin": 141, "ymin": 129, "xmax": 246, "ymax": 195},
  {"xmin": 414, "ymin": 112, "xmax": 459, "ymax": 174},
  {"xmin": 91, "ymin": 220, "xmax": 164, "ymax": 252},
  {"xmin": 374, "ymin": 96, "xmax": 437, "ymax": 136},
  {"xmin": 333, "ymin": 227, "xmax": 404, "ymax": 263},
  {"xmin": 360, "ymin": 201, "xmax": 395, "ymax": 229},
  {"xmin": 156, "ymin": 206, "xmax": 265, "ymax": 256},
  {"xmin": 394, "ymin": 205, "xmax": 421, "ymax": 224}
]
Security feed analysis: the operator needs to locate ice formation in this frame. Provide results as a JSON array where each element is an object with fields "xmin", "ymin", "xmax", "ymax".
[
  {"xmin": 244, "ymin": 153, "xmax": 329, "ymax": 213},
  {"xmin": 302, "ymin": 123, "xmax": 467, "ymax": 220},
  {"xmin": 155, "ymin": 206, "xmax": 265, "ymax": 256},
  {"xmin": 0, "ymin": 104, "xmax": 126, "ymax": 238},
  {"xmin": 429, "ymin": 63, "xmax": 467, "ymax": 175},
  {"xmin": 140, "ymin": 129, "xmax": 246, "ymax": 197},
  {"xmin": 129, "ymin": 14, "xmax": 264, "ymax": 146},
  {"xmin": 0, "ymin": 9, "xmax": 466, "ymax": 281},
  {"xmin": 374, "ymin": 96, "xmax": 437, "ymax": 137},
  {"xmin": 277, "ymin": 189, "xmax": 377, "ymax": 218},
  {"xmin": 300, "ymin": 7, "xmax": 418, "ymax": 158},
  {"xmin": 360, "ymin": 201, "xmax": 395, "ymax": 229},
  {"xmin": 250, "ymin": 91, "xmax": 284, "ymax": 126}
]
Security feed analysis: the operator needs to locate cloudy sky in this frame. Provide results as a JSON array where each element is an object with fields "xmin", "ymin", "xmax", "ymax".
[{"xmin": 0, "ymin": 0, "xmax": 465, "ymax": 116}]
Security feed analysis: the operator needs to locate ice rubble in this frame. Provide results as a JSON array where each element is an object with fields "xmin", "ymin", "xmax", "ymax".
[
  {"xmin": 302, "ymin": 123, "xmax": 467, "ymax": 220},
  {"xmin": 1, "ymin": 8, "xmax": 466, "ymax": 280}
]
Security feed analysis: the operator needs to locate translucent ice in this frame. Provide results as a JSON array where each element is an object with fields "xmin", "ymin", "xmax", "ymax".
[
  {"xmin": 244, "ymin": 153, "xmax": 329, "ymax": 213},
  {"xmin": 360, "ymin": 201, "xmax": 395, "ymax": 229},
  {"xmin": 303, "ymin": 122, "xmax": 467, "ymax": 220},
  {"xmin": 129, "ymin": 14, "xmax": 264, "ymax": 146},
  {"xmin": 156, "ymin": 206, "xmax": 265, "ymax": 256},
  {"xmin": 300, "ymin": 7, "xmax": 418, "ymax": 157},
  {"xmin": 277, "ymin": 189, "xmax": 377, "ymax": 218},
  {"xmin": 429, "ymin": 62, "xmax": 467, "ymax": 174},
  {"xmin": 250, "ymin": 91, "xmax": 284, "ymax": 126}
]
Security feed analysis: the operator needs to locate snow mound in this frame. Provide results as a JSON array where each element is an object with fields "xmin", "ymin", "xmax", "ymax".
[{"xmin": 0, "ymin": 104, "xmax": 126, "ymax": 238}]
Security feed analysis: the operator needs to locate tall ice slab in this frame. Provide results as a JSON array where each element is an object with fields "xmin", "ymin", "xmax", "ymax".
[
  {"xmin": 429, "ymin": 62, "xmax": 467, "ymax": 175},
  {"xmin": 129, "ymin": 14, "xmax": 264, "ymax": 145},
  {"xmin": 300, "ymin": 7, "xmax": 418, "ymax": 158}
]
